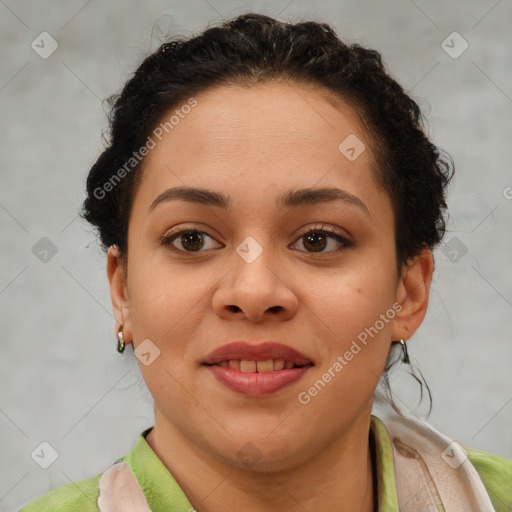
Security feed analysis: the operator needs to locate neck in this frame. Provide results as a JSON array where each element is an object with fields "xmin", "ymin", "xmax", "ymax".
[{"xmin": 146, "ymin": 410, "xmax": 376, "ymax": 512}]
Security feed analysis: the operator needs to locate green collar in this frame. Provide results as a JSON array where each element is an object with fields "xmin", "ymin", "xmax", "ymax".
[
  {"xmin": 370, "ymin": 415, "xmax": 400, "ymax": 511},
  {"xmin": 118, "ymin": 415, "xmax": 399, "ymax": 510},
  {"xmin": 116, "ymin": 428, "xmax": 194, "ymax": 511}
]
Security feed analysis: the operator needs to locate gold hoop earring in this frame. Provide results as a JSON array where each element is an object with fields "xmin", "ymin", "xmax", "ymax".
[
  {"xmin": 117, "ymin": 325, "xmax": 126, "ymax": 354},
  {"xmin": 393, "ymin": 339, "xmax": 409, "ymax": 364}
]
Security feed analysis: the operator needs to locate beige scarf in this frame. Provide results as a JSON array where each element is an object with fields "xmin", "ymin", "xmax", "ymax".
[
  {"xmin": 97, "ymin": 461, "xmax": 151, "ymax": 512},
  {"xmin": 97, "ymin": 410, "xmax": 495, "ymax": 511},
  {"xmin": 379, "ymin": 408, "xmax": 495, "ymax": 511}
]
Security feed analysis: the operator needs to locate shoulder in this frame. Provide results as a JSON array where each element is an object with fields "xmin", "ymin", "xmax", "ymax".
[
  {"xmin": 17, "ymin": 473, "xmax": 102, "ymax": 512},
  {"xmin": 466, "ymin": 448, "xmax": 512, "ymax": 511},
  {"xmin": 18, "ymin": 430, "xmax": 155, "ymax": 511}
]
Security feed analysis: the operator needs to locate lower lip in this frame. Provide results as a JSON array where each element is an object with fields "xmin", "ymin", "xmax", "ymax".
[{"xmin": 204, "ymin": 365, "xmax": 312, "ymax": 397}]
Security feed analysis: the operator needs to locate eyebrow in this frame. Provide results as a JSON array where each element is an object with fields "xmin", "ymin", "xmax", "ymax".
[{"xmin": 148, "ymin": 186, "xmax": 370, "ymax": 217}]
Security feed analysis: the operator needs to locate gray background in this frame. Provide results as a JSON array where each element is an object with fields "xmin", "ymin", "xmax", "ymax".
[{"xmin": 1, "ymin": 1, "xmax": 511, "ymax": 510}]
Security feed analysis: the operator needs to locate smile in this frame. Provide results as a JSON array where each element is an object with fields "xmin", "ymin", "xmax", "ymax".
[
  {"xmin": 207, "ymin": 359, "xmax": 311, "ymax": 372},
  {"xmin": 202, "ymin": 341, "xmax": 314, "ymax": 397}
]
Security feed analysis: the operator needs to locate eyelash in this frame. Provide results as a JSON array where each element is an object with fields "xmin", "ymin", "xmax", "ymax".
[{"xmin": 160, "ymin": 223, "xmax": 353, "ymax": 255}]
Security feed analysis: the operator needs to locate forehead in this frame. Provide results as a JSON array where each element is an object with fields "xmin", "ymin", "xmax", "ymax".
[{"xmin": 133, "ymin": 82, "xmax": 388, "ymax": 218}]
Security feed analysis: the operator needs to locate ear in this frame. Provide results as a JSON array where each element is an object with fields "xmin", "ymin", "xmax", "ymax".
[
  {"xmin": 391, "ymin": 248, "xmax": 434, "ymax": 341},
  {"xmin": 107, "ymin": 245, "xmax": 133, "ymax": 345}
]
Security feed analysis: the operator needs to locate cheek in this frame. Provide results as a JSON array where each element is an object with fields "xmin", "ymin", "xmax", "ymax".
[
  {"xmin": 302, "ymin": 260, "xmax": 397, "ymax": 392},
  {"xmin": 309, "ymin": 261, "xmax": 397, "ymax": 334},
  {"xmin": 127, "ymin": 251, "xmax": 209, "ymax": 341}
]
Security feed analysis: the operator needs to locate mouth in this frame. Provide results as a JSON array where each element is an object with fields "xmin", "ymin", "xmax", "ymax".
[
  {"xmin": 204, "ymin": 359, "xmax": 313, "ymax": 372},
  {"xmin": 202, "ymin": 341, "xmax": 314, "ymax": 397}
]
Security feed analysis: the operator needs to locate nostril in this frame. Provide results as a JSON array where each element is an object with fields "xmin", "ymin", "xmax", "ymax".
[{"xmin": 228, "ymin": 305, "xmax": 241, "ymax": 312}]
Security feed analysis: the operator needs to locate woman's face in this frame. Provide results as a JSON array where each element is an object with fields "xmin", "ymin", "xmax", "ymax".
[{"xmin": 109, "ymin": 82, "xmax": 430, "ymax": 471}]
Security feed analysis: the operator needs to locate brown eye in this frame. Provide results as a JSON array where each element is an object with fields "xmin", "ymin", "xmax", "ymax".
[
  {"xmin": 292, "ymin": 226, "xmax": 352, "ymax": 254},
  {"xmin": 177, "ymin": 231, "xmax": 204, "ymax": 252},
  {"xmin": 302, "ymin": 232, "xmax": 329, "ymax": 253},
  {"xmin": 161, "ymin": 229, "xmax": 222, "ymax": 253}
]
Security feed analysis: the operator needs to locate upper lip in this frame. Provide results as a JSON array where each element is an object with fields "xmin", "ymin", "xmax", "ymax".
[{"xmin": 203, "ymin": 342, "xmax": 314, "ymax": 366}]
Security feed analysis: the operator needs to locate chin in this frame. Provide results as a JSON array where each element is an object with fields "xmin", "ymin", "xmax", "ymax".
[{"xmin": 208, "ymin": 430, "xmax": 310, "ymax": 473}]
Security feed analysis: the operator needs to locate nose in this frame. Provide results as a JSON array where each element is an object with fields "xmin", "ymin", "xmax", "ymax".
[{"xmin": 211, "ymin": 243, "xmax": 299, "ymax": 323}]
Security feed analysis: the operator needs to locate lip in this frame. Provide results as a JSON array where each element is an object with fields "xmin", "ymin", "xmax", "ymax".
[
  {"xmin": 203, "ymin": 341, "xmax": 313, "ymax": 366},
  {"xmin": 202, "ymin": 342, "xmax": 314, "ymax": 398}
]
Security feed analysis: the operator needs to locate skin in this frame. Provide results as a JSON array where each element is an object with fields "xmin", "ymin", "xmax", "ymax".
[{"xmin": 107, "ymin": 82, "xmax": 433, "ymax": 512}]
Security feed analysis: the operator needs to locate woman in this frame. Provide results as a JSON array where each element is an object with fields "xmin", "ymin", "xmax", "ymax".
[{"xmin": 19, "ymin": 13, "xmax": 511, "ymax": 512}]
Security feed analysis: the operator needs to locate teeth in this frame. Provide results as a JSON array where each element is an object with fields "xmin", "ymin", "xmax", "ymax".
[
  {"xmin": 273, "ymin": 359, "xmax": 285, "ymax": 370},
  {"xmin": 240, "ymin": 360, "xmax": 257, "ymax": 372},
  {"xmin": 256, "ymin": 359, "xmax": 274, "ymax": 373},
  {"xmin": 216, "ymin": 359, "xmax": 297, "ymax": 372},
  {"xmin": 228, "ymin": 360, "xmax": 240, "ymax": 370}
]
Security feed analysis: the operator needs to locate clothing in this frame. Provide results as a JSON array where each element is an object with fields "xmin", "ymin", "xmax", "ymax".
[{"xmin": 18, "ymin": 415, "xmax": 512, "ymax": 511}]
